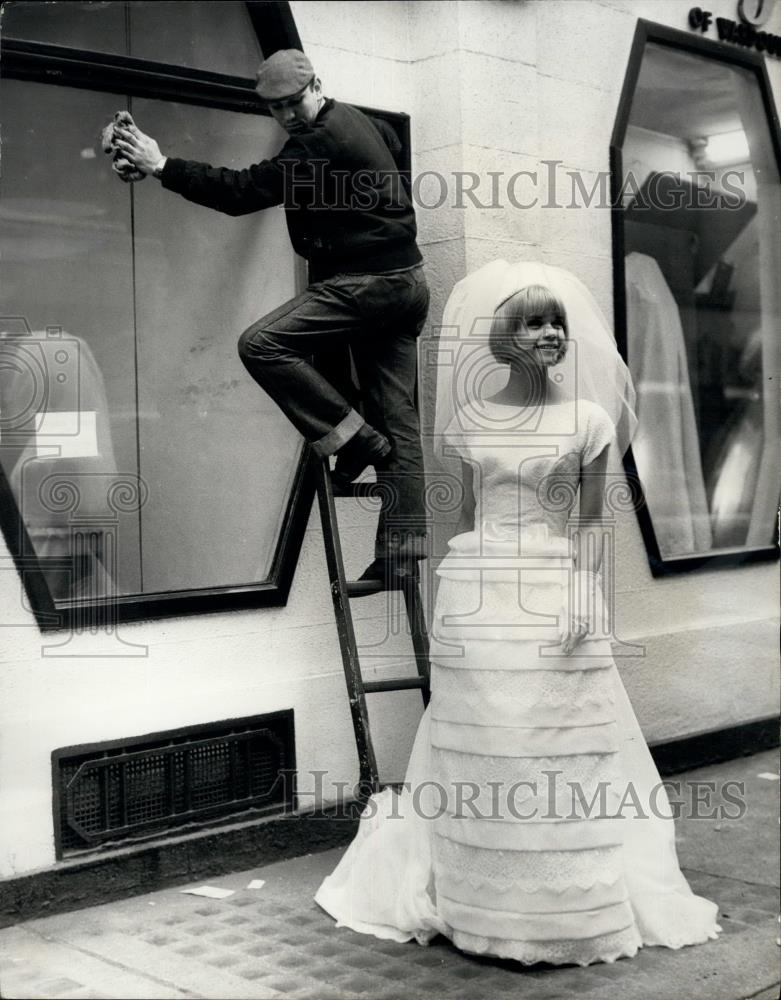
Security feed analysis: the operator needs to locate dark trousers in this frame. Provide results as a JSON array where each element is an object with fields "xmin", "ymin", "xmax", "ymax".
[{"xmin": 238, "ymin": 264, "xmax": 430, "ymax": 557}]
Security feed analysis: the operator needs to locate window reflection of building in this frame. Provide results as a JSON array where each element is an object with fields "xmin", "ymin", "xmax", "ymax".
[
  {"xmin": 0, "ymin": 330, "xmax": 119, "ymax": 601},
  {"xmin": 618, "ymin": 41, "xmax": 781, "ymax": 564}
]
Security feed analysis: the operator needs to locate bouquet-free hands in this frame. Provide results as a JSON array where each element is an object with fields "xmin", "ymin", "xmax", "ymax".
[{"xmin": 559, "ymin": 569, "xmax": 600, "ymax": 655}]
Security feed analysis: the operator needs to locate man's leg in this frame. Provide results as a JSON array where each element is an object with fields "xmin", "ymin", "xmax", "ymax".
[
  {"xmin": 350, "ymin": 266, "xmax": 430, "ymax": 565},
  {"xmin": 238, "ymin": 275, "xmax": 382, "ymax": 460}
]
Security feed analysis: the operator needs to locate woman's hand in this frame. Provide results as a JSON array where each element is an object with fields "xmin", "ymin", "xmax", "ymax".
[
  {"xmin": 559, "ymin": 612, "xmax": 590, "ymax": 655},
  {"xmin": 559, "ymin": 569, "xmax": 600, "ymax": 655},
  {"xmin": 561, "ymin": 448, "xmax": 608, "ymax": 656},
  {"xmin": 113, "ymin": 124, "xmax": 164, "ymax": 175}
]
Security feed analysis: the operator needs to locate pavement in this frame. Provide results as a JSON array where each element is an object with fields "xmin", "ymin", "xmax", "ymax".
[{"xmin": 0, "ymin": 749, "xmax": 779, "ymax": 1000}]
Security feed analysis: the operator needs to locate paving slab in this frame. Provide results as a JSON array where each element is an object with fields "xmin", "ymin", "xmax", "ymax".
[
  {"xmin": 0, "ymin": 750, "xmax": 778, "ymax": 1000},
  {"xmin": 673, "ymin": 752, "xmax": 780, "ymax": 888}
]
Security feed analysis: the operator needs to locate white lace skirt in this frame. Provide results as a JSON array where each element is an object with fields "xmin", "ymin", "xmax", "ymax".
[{"xmin": 314, "ymin": 545, "xmax": 721, "ymax": 966}]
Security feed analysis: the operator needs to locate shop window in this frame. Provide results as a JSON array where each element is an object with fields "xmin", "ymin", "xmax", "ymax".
[
  {"xmin": 1, "ymin": 79, "xmax": 301, "ymax": 601},
  {"xmin": 611, "ymin": 21, "xmax": 781, "ymax": 574},
  {"xmin": 0, "ymin": 1, "xmax": 413, "ymax": 627},
  {"xmin": 0, "ymin": 2, "xmax": 310, "ymax": 626}
]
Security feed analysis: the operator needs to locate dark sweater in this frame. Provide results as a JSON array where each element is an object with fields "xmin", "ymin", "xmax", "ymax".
[{"xmin": 161, "ymin": 98, "xmax": 422, "ymax": 279}]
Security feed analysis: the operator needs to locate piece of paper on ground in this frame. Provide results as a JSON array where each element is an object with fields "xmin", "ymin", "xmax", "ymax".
[{"xmin": 180, "ymin": 885, "xmax": 235, "ymax": 899}]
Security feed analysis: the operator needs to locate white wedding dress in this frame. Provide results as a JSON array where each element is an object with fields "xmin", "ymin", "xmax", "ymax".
[{"xmin": 315, "ymin": 397, "xmax": 721, "ymax": 966}]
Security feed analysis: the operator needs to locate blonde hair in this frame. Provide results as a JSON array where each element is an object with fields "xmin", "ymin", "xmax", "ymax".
[{"xmin": 489, "ymin": 285, "xmax": 568, "ymax": 365}]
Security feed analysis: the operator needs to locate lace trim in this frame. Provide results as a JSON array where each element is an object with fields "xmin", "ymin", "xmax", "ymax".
[
  {"xmin": 447, "ymin": 923, "xmax": 643, "ymax": 967},
  {"xmin": 431, "ymin": 663, "xmax": 616, "ymax": 711},
  {"xmin": 434, "ymin": 839, "xmax": 624, "ymax": 892},
  {"xmin": 431, "ymin": 748, "xmax": 622, "ymax": 793}
]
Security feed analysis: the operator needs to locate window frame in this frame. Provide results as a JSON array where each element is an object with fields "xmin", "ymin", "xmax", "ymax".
[
  {"xmin": 609, "ymin": 18, "xmax": 781, "ymax": 577},
  {"xmin": 0, "ymin": 2, "xmax": 413, "ymax": 629}
]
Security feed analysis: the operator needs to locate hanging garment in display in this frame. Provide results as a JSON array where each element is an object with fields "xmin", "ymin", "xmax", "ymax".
[{"xmin": 624, "ymin": 252, "xmax": 713, "ymax": 557}]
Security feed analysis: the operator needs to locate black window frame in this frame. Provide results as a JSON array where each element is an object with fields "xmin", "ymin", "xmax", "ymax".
[
  {"xmin": 0, "ymin": 1, "xmax": 413, "ymax": 629},
  {"xmin": 609, "ymin": 18, "xmax": 781, "ymax": 577}
]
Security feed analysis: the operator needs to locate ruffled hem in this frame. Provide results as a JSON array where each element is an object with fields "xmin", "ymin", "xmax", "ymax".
[
  {"xmin": 314, "ymin": 882, "xmax": 440, "ymax": 947},
  {"xmin": 629, "ymin": 888, "xmax": 722, "ymax": 949},
  {"xmin": 314, "ymin": 888, "xmax": 722, "ymax": 968},
  {"xmin": 449, "ymin": 925, "xmax": 643, "ymax": 967},
  {"xmin": 314, "ymin": 678, "xmax": 724, "ymax": 968}
]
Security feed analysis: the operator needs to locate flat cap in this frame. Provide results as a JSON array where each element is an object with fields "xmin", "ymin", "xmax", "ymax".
[{"xmin": 256, "ymin": 49, "xmax": 315, "ymax": 100}]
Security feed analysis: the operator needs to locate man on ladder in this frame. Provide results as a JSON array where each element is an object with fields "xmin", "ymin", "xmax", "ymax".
[{"xmin": 114, "ymin": 48, "xmax": 430, "ymax": 582}]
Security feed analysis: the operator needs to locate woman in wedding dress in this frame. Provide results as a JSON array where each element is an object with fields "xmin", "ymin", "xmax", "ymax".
[{"xmin": 315, "ymin": 261, "xmax": 721, "ymax": 967}]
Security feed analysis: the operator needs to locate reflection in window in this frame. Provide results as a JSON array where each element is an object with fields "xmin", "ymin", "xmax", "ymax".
[
  {"xmin": 619, "ymin": 42, "xmax": 780, "ymax": 559},
  {"xmin": 0, "ymin": 77, "xmax": 302, "ymax": 603},
  {"xmin": 1, "ymin": 1, "xmax": 262, "ymax": 79}
]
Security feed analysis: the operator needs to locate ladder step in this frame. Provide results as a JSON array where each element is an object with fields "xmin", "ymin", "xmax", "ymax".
[
  {"xmin": 346, "ymin": 578, "xmax": 407, "ymax": 597},
  {"xmin": 331, "ymin": 480, "xmax": 383, "ymax": 499},
  {"xmin": 314, "ymin": 450, "xmax": 431, "ymax": 795},
  {"xmin": 363, "ymin": 676, "xmax": 427, "ymax": 693}
]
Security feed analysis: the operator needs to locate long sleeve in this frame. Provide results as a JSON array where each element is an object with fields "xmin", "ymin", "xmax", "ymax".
[
  {"xmin": 160, "ymin": 155, "xmax": 285, "ymax": 216},
  {"xmin": 155, "ymin": 100, "xmax": 422, "ymax": 277}
]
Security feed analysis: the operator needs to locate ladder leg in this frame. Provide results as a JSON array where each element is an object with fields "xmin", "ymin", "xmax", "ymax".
[
  {"xmin": 402, "ymin": 573, "xmax": 431, "ymax": 708},
  {"xmin": 314, "ymin": 455, "xmax": 380, "ymax": 796}
]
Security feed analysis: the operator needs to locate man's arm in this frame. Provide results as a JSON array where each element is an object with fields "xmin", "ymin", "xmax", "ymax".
[
  {"xmin": 159, "ymin": 157, "xmax": 285, "ymax": 216},
  {"xmin": 114, "ymin": 123, "xmax": 286, "ymax": 216}
]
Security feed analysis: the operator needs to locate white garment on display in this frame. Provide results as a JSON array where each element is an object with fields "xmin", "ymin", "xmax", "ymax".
[{"xmin": 624, "ymin": 252, "xmax": 713, "ymax": 556}]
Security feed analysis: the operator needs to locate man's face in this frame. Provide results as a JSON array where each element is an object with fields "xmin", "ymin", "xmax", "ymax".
[{"xmin": 267, "ymin": 78, "xmax": 322, "ymax": 135}]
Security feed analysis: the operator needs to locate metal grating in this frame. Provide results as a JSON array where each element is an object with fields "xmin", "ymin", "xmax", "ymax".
[{"xmin": 54, "ymin": 711, "xmax": 295, "ymax": 855}]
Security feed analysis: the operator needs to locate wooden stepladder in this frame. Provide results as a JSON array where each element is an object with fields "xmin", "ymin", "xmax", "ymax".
[{"xmin": 313, "ymin": 454, "xmax": 430, "ymax": 795}]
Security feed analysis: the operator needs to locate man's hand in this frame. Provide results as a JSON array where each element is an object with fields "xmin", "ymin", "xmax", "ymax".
[{"xmin": 114, "ymin": 124, "xmax": 164, "ymax": 176}]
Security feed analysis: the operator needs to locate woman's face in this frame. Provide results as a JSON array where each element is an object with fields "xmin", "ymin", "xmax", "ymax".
[{"xmin": 514, "ymin": 310, "xmax": 568, "ymax": 368}]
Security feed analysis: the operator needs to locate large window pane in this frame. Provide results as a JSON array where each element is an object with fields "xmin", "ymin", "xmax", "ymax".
[
  {"xmin": 0, "ymin": 78, "xmax": 302, "ymax": 602},
  {"xmin": 131, "ymin": 98, "xmax": 300, "ymax": 592}
]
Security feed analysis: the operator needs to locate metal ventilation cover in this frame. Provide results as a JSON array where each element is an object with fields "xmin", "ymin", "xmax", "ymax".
[{"xmin": 53, "ymin": 711, "xmax": 295, "ymax": 856}]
